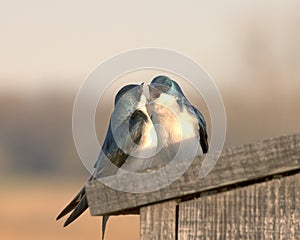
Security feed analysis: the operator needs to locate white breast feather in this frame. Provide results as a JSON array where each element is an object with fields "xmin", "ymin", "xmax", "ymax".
[{"xmin": 151, "ymin": 93, "xmax": 198, "ymax": 145}]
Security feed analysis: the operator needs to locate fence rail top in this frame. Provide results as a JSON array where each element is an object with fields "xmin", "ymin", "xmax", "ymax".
[{"xmin": 85, "ymin": 133, "xmax": 300, "ymax": 216}]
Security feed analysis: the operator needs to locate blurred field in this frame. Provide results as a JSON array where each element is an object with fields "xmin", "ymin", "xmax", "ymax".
[{"xmin": 0, "ymin": 177, "xmax": 139, "ymax": 240}]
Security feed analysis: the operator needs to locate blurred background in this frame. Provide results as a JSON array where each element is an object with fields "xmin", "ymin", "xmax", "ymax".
[{"xmin": 1, "ymin": 1, "xmax": 300, "ymax": 239}]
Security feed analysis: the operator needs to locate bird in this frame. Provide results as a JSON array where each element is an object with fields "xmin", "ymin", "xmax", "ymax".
[
  {"xmin": 56, "ymin": 83, "xmax": 157, "ymax": 239},
  {"xmin": 148, "ymin": 75, "xmax": 208, "ymax": 165}
]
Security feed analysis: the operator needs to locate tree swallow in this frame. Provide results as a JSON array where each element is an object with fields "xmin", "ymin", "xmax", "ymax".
[
  {"xmin": 148, "ymin": 75, "xmax": 208, "ymax": 165},
  {"xmin": 56, "ymin": 83, "xmax": 156, "ymax": 239}
]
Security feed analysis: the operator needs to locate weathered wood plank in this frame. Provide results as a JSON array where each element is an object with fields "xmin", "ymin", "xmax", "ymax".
[
  {"xmin": 140, "ymin": 200, "xmax": 178, "ymax": 240},
  {"xmin": 86, "ymin": 133, "xmax": 300, "ymax": 216},
  {"xmin": 178, "ymin": 173, "xmax": 300, "ymax": 240}
]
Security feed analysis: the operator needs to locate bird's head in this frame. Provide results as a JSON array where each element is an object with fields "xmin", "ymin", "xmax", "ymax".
[
  {"xmin": 114, "ymin": 83, "xmax": 144, "ymax": 106},
  {"xmin": 149, "ymin": 75, "xmax": 184, "ymax": 100}
]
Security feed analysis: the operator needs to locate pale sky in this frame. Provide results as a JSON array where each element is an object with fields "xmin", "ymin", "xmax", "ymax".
[{"xmin": 0, "ymin": 0, "xmax": 300, "ymax": 94}]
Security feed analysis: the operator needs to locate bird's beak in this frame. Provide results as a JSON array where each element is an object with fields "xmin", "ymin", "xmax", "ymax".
[
  {"xmin": 138, "ymin": 82, "xmax": 144, "ymax": 95},
  {"xmin": 148, "ymin": 84, "xmax": 161, "ymax": 100}
]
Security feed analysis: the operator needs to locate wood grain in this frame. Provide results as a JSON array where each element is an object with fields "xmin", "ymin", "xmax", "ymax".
[
  {"xmin": 140, "ymin": 200, "xmax": 178, "ymax": 240},
  {"xmin": 178, "ymin": 173, "xmax": 300, "ymax": 240},
  {"xmin": 86, "ymin": 133, "xmax": 300, "ymax": 216}
]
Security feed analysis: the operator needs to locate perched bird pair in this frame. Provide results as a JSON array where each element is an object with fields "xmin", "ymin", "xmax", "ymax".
[{"xmin": 56, "ymin": 76, "xmax": 208, "ymax": 239}]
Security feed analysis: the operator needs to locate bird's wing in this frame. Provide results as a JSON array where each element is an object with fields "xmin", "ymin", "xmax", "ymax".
[
  {"xmin": 94, "ymin": 109, "xmax": 148, "ymax": 177},
  {"xmin": 191, "ymin": 105, "xmax": 209, "ymax": 153},
  {"xmin": 57, "ymin": 109, "xmax": 149, "ymax": 228},
  {"xmin": 56, "ymin": 186, "xmax": 87, "ymax": 225},
  {"xmin": 179, "ymin": 96, "xmax": 208, "ymax": 154},
  {"xmin": 93, "ymin": 122, "xmax": 130, "ymax": 178}
]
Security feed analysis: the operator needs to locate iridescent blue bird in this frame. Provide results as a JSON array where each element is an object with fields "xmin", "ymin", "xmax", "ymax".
[
  {"xmin": 56, "ymin": 83, "xmax": 157, "ymax": 239},
  {"xmin": 148, "ymin": 76, "xmax": 208, "ymax": 163}
]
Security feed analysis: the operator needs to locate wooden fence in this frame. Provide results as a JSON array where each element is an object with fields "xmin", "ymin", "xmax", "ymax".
[{"xmin": 86, "ymin": 133, "xmax": 300, "ymax": 239}]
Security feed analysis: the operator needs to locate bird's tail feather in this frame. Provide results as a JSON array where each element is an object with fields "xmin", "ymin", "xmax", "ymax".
[
  {"xmin": 56, "ymin": 186, "xmax": 88, "ymax": 227},
  {"xmin": 63, "ymin": 194, "xmax": 88, "ymax": 227},
  {"xmin": 102, "ymin": 215, "xmax": 110, "ymax": 240}
]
